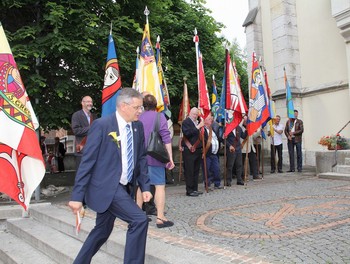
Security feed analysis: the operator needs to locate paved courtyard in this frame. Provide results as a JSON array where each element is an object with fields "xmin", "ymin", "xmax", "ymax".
[
  {"xmin": 3, "ymin": 166, "xmax": 350, "ymax": 263},
  {"xmin": 145, "ymin": 168, "xmax": 350, "ymax": 263}
]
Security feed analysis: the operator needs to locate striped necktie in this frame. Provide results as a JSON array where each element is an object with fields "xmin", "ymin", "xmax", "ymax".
[{"xmin": 126, "ymin": 124, "xmax": 133, "ymax": 182}]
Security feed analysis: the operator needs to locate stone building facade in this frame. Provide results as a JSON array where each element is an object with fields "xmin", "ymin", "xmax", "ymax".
[{"xmin": 244, "ymin": 0, "xmax": 350, "ymax": 166}]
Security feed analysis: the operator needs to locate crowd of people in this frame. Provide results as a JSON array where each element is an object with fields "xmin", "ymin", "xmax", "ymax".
[
  {"xmin": 67, "ymin": 88, "xmax": 304, "ymax": 263},
  {"xmin": 180, "ymin": 107, "xmax": 304, "ymax": 195}
]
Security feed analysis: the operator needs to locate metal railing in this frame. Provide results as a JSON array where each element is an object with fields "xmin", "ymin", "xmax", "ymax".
[{"xmin": 332, "ymin": 120, "xmax": 350, "ymax": 169}]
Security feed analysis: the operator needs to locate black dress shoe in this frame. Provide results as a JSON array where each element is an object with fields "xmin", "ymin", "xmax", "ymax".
[
  {"xmin": 237, "ymin": 182, "xmax": 244, "ymax": 185},
  {"xmin": 298, "ymin": 170, "xmax": 302, "ymax": 173},
  {"xmin": 270, "ymin": 170, "xmax": 275, "ymax": 173},
  {"xmin": 225, "ymin": 182, "xmax": 232, "ymax": 187},
  {"xmin": 186, "ymin": 192, "xmax": 199, "ymax": 197},
  {"xmin": 278, "ymin": 170, "xmax": 283, "ymax": 173},
  {"xmin": 287, "ymin": 170, "xmax": 295, "ymax": 172},
  {"xmin": 194, "ymin": 191, "xmax": 203, "ymax": 195}
]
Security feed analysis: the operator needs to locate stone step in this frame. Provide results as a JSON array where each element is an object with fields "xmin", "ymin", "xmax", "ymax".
[
  {"xmin": 318, "ymin": 172, "xmax": 350, "ymax": 181},
  {"xmin": 6, "ymin": 217, "xmax": 117, "ymax": 264},
  {"xmin": 0, "ymin": 203, "xmax": 229, "ymax": 264},
  {"xmin": 344, "ymin": 157, "xmax": 350, "ymax": 165},
  {"xmin": 29, "ymin": 204, "xmax": 190, "ymax": 264},
  {"xmin": 335, "ymin": 165, "xmax": 350, "ymax": 174},
  {"xmin": 0, "ymin": 231, "xmax": 58, "ymax": 264},
  {"xmin": 0, "ymin": 205, "xmax": 23, "ymax": 220},
  {"xmin": 29, "ymin": 203, "xmax": 127, "ymax": 261}
]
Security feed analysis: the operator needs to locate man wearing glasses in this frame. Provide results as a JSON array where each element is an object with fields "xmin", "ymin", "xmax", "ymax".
[{"xmin": 69, "ymin": 88, "xmax": 152, "ymax": 263}]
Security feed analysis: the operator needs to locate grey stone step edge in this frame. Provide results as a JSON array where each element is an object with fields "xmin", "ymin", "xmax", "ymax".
[
  {"xmin": 5, "ymin": 216, "xmax": 117, "ymax": 264},
  {"xmin": 318, "ymin": 172, "xmax": 350, "ymax": 181},
  {"xmin": 0, "ymin": 231, "xmax": 58, "ymax": 264}
]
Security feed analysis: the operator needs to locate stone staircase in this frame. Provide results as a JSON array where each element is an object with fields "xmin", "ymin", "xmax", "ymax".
[
  {"xmin": 318, "ymin": 157, "xmax": 350, "ymax": 181},
  {"xmin": 0, "ymin": 203, "xmax": 225, "ymax": 264},
  {"xmin": 0, "ymin": 204, "xmax": 121, "ymax": 263},
  {"xmin": 0, "ymin": 203, "xmax": 227, "ymax": 264}
]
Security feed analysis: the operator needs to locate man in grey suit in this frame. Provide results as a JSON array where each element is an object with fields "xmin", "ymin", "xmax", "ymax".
[
  {"xmin": 68, "ymin": 88, "xmax": 152, "ymax": 264},
  {"xmin": 71, "ymin": 95, "xmax": 95, "ymax": 169}
]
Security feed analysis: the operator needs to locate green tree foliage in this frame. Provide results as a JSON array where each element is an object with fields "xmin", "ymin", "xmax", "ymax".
[{"xmin": 0, "ymin": 0, "xmax": 247, "ymax": 130}]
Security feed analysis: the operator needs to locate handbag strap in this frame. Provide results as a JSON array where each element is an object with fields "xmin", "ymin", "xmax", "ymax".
[{"xmin": 153, "ymin": 112, "xmax": 160, "ymax": 132}]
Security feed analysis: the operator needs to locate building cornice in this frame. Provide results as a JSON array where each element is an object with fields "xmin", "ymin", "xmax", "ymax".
[
  {"xmin": 272, "ymin": 80, "xmax": 348, "ymax": 100},
  {"xmin": 331, "ymin": 0, "xmax": 350, "ymax": 42}
]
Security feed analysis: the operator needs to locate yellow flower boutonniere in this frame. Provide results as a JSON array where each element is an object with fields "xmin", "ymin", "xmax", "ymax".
[{"xmin": 108, "ymin": 132, "xmax": 121, "ymax": 148}]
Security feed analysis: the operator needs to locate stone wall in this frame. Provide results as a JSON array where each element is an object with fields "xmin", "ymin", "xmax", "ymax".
[
  {"xmin": 315, "ymin": 150, "xmax": 350, "ymax": 174},
  {"xmin": 60, "ymin": 153, "xmax": 76, "ymax": 171}
]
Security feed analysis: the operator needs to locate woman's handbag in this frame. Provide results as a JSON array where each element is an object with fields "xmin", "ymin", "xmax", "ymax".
[{"xmin": 147, "ymin": 113, "xmax": 170, "ymax": 163}]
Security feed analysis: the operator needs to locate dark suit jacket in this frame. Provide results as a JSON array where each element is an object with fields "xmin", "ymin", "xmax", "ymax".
[
  {"xmin": 181, "ymin": 117, "xmax": 202, "ymax": 149},
  {"xmin": 284, "ymin": 118, "xmax": 304, "ymax": 143},
  {"xmin": 70, "ymin": 113, "xmax": 150, "ymax": 213},
  {"xmin": 54, "ymin": 142, "xmax": 66, "ymax": 157},
  {"xmin": 225, "ymin": 126, "xmax": 246, "ymax": 153},
  {"xmin": 71, "ymin": 110, "xmax": 96, "ymax": 147}
]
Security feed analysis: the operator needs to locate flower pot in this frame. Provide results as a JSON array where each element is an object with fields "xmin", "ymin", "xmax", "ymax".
[{"xmin": 328, "ymin": 145, "xmax": 342, "ymax": 150}]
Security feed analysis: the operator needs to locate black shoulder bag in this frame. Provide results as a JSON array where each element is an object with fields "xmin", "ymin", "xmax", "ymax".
[{"xmin": 147, "ymin": 113, "xmax": 170, "ymax": 163}]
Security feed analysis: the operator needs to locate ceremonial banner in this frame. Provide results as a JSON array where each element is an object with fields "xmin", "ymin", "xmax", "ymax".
[
  {"xmin": 223, "ymin": 49, "xmax": 247, "ymax": 137},
  {"xmin": 193, "ymin": 30, "xmax": 210, "ymax": 119},
  {"xmin": 155, "ymin": 36, "xmax": 171, "ymax": 118},
  {"xmin": 102, "ymin": 33, "xmax": 122, "ymax": 117},
  {"xmin": 246, "ymin": 52, "xmax": 270, "ymax": 136},
  {"xmin": 211, "ymin": 76, "xmax": 220, "ymax": 121},
  {"xmin": 0, "ymin": 24, "xmax": 45, "ymax": 210},
  {"xmin": 285, "ymin": 67, "xmax": 295, "ymax": 118},
  {"xmin": 178, "ymin": 78, "xmax": 190, "ymax": 125},
  {"xmin": 218, "ymin": 73, "xmax": 226, "ymax": 124},
  {"xmin": 264, "ymin": 69, "xmax": 276, "ymax": 138},
  {"xmin": 137, "ymin": 8, "xmax": 164, "ymax": 111}
]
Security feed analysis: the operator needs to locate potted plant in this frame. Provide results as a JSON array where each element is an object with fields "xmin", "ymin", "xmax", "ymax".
[{"xmin": 318, "ymin": 134, "xmax": 348, "ymax": 150}]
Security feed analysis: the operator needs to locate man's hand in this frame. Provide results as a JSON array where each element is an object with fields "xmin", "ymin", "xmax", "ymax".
[
  {"xmin": 142, "ymin": 191, "xmax": 153, "ymax": 202},
  {"xmin": 68, "ymin": 201, "xmax": 83, "ymax": 214},
  {"xmin": 197, "ymin": 118, "xmax": 205, "ymax": 129}
]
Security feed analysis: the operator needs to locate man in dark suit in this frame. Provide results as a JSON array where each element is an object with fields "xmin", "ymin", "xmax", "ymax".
[
  {"xmin": 202, "ymin": 113, "xmax": 222, "ymax": 189},
  {"xmin": 68, "ymin": 88, "xmax": 152, "ymax": 264},
  {"xmin": 225, "ymin": 123, "xmax": 247, "ymax": 186},
  {"xmin": 71, "ymin": 95, "xmax": 96, "ymax": 170},
  {"xmin": 54, "ymin": 137, "xmax": 66, "ymax": 172},
  {"xmin": 181, "ymin": 107, "xmax": 204, "ymax": 197}
]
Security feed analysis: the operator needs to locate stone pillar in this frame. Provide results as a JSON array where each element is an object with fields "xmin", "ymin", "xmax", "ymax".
[
  {"xmin": 270, "ymin": 0, "xmax": 301, "ymax": 94},
  {"xmin": 331, "ymin": 0, "xmax": 350, "ymax": 96}
]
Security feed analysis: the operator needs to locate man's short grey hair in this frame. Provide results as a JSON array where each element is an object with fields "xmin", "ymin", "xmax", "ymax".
[{"xmin": 116, "ymin": 88, "xmax": 142, "ymax": 107}]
